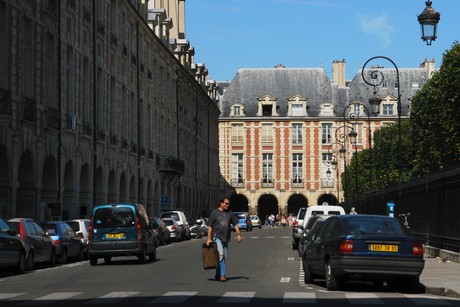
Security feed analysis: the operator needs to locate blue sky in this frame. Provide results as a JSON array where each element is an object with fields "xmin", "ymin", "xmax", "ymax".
[{"xmin": 186, "ymin": 0, "xmax": 460, "ymax": 82}]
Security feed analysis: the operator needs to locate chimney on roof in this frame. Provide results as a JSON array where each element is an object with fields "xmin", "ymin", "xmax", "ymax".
[
  {"xmin": 332, "ymin": 59, "xmax": 346, "ymax": 87},
  {"xmin": 420, "ymin": 58, "xmax": 436, "ymax": 79}
]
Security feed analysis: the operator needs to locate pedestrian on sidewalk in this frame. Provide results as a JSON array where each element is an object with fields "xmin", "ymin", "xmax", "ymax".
[{"xmin": 206, "ymin": 197, "xmax": 243, "ymax": 282}]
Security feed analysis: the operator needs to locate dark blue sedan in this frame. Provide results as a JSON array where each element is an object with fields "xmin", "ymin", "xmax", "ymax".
[
  {"xmin": 302, "ymin": 214, "xmax": 424, "ymax": 292},
  {"xmin": 42, "ymin": 221, "xmax": 83, "ymax": 264}
]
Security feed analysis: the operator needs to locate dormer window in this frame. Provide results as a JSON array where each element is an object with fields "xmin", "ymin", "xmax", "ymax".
[
  {"xmin": 257, "ymin": 94, "xmax": 278, "ymax": 117},
  {"xmin": 230, "ymin": 104, "xmax": 245, "ymax": 117},
  {"xmin": 320, "ymin": 103, "xmax": 334, "ymax": 116},
  {"xmin": 288, "ymin": 94, "xmax": 307, "ymax": 116}
]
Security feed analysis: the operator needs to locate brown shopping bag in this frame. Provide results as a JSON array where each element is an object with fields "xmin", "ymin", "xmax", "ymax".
[{"xmin": 202, "ymin": 242, "xmax": 218, "ymax": 270}]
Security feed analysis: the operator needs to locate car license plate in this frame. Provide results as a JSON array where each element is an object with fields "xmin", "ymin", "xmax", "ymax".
[
  {"xmin": 369, "ymin": 244, "xmax": 398, "ymax": 252},
  {"xmin": 106, "ymin": 233, "xmax": 124, "ymax": 239}
]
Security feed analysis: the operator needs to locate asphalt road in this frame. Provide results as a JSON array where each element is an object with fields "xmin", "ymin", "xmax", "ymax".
[{"xmin": 1, "ymin": 226, "xmax": 459, "ymax": 306}]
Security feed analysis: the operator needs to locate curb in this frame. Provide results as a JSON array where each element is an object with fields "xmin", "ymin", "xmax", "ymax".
[{"xmin": 424, "ymin": 286, "xmax": 460, "ymax": 299}]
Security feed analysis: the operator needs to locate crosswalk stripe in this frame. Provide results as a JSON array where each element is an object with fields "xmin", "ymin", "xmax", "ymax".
[
  {"xmin": 406, "ymin": 294, "xmax": 453, "ymax": 305},
  {"xmin": 19, "ymin": 292, "xmax": 82, "ymax": 305},
  {"xmin": 149, "ymin": 291, "xmax": 197, "ymax": 303},
  {"xmin": 344, "ymin": 292, "xmax": 384, "ymax": 304},
  {"xmin": 283, "ymin": 292, "xmax": 316, "ymax": 304},
  {"xmin": 0, "ymin": 293, "xmax": 26, "ymax": 299},
  {"xmin": 84, "ymin": 291, "xmax": 140, "ymax": 304},
  {"xmin": 216, "ymin": 292, "xmax": 255, "ymax": 303}
]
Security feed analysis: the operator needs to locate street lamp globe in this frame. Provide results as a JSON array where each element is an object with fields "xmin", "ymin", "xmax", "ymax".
[
  {"xmin": 348, "ymin": 129, "xmax": 357, "ymax": 145},
  {"xmin": 369, "ymin": 91, "xmax": 382, "ymax": 116},
  {"xmin": 418, "ymin": 1, "xmax": 440, "ymax": 45},
  {"xmin": 339, "ymin": 147, "xmax": 346, "ymax": 159}
]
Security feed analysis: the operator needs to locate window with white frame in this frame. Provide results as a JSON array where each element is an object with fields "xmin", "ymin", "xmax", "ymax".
[
  {"xmin": 382, "ymin": 103, "xmax": 394, "ymax": 115},
  {"xmin": 291, "ymin": 103, "xmax": 303, "ymax": 116},
  {"xmin": 262, "ymin": 153, "xmax": 273, "ymax": 183},
  {"xmin": 234, "ymin": 105, "xmax": 241, "ymax": 116},
  {"xmin": 322, "ymin": 123, "xmax": 332, "ymax": 144},
  {"xmin": 292, "ymin": 153, "xmax": 303, "ymax": 183},
  {"xmin": 231, "ymin": 123, "xmax": 244, "ymax": 145},
  {"xmin": 352, "ymin": 123, "xmax": 363, "ymax": 145},
  {"xmin": 292, "ymin": 123, "xmax": 302, "ymax": 145},
  {"xmin": 232, "ymin": 154, "xmax": 244, "ymax": 184},
  {"xmin": 231, "ymin": 104, "xmax": 244, "ymax": 116},
  {"xmin": 322, "ymin": 104, "xmax": 332, "ymax": 116},
  {"xmin": 261, "ymin": 123, "xmax": 273, "ymax": 145}
]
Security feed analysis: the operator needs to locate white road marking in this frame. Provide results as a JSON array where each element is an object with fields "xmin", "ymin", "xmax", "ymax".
[
  {"xmin": 266, "ymin": 236, "xmax": 275, "ymax": 238},
  {"xmin": 150, "ymin": 291, "xmax": 197, "ymax": 303},
  {"xmin": 85, "ymin": 291, "xmax": 140, "ymax": 304},
  {"xmin": 405, "ymin": 294, "xmax": 453, "ymax": 305},
  {"xmin": 250, "ymin": 236, "xmax": 260, "ymax": 239},
  {"xmin": 280, "ymin": 277, "xmax": 291, "ymax": 283},
  {"xmin": 0, "ymin": 293, "xmax": 26, "ymax": 299},
  {"xmin": 19, "ymin": 292, "xmax": 82, "ymax": 305},
  {"xmin": 344, "ymin": 292, "xmax": 384, "ymax": 304},
  {"xmin": 216, "ymin": 292, "xmax": 255, "ymax": 303},
  {"xmin": 288, "ymin": 257, "xmax": 295, "ymax": 261},
  {"xmin": 283, "ymin": 292, "xmax": 316, "ymax": 304}
]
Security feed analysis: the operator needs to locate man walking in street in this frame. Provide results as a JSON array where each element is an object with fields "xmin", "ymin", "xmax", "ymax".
[{"xmin": 206, "ymin": 197, "xmax": 243, "ymax": 282}]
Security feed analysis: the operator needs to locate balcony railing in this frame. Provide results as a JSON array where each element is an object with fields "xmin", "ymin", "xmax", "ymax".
[
  {"xmin": 121, "ymin": 138, "xmax": 129, "ymax": 149},
  {"xmin": 291, "ymin": 180, "xmax": 304, "ymax": 188},
  {"xmin": 261, "ymin": 180, "xmax": 274, "ymax": 188},
  {"xmin": 157, "ymin": 155, "xmax": 185, "ymax": 175},
  {"xmin": 109, "ymin": 133, "xmax": 118, "ymax": 146},
  {"xmin": 96, "ymin": 128, "xmax": 105, "ymax": 141},
  {"xmin": 321, "ymin": 178, "xmax": 335, "ymax": 188},
  {"xmin": 231, "ymin": 179, "xmax": 244, "ymax": 188},
  {"xmin": 0, "ymin": 88, "xmax": 12, "ymax": 115},
  {"xmin": 231, "ymin": 141, "xmax": 244, "ymax": 147}
]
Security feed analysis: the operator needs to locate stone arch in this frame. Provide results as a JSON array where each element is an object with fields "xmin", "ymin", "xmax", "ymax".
[
  {"xmin": 17, "ymin": 151, "xmax": 35, "ymax": 218},
  {"xmin": 287, "ymin": 193, "xmax": 308, "ymax": 216},
  {"xmin": 129, "ymin": 175, "xmax": 136, "ymax": 202},
  {"xmin": 79, "ymin": 163, "xmax": 91, "ymax": 217},
  {"xmin": 257, "ymin": 194, "xmax": 278, "ymax": 225},
  {"xmin": 107, "ymin": 170, "xmax": 117, "ymax": 202},
  {"xmin": 119, "ymin": 172, "xmax": 127, "ymax": 202},
  {"xmin": 229, "ymin": 194, "xmax": 249, "ymax": 212},
  {"xmin": 317, "ymin": 193, "xmax": 339, "ymax": 206},
  {"xmin": 0, "ymin": 146, "xmax": 10, "ymax": 216},
  {"xmin": 95, "ymin": 166, "xmax": 104, "ymax": 204}
]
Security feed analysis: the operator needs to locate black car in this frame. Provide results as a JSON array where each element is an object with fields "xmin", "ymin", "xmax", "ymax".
[
  {"xmin": 302, "ymin": 214, "xmax": 424, "ymax": 292},
  {"xmin": 0, "ymin": 218, "xmax": 26, "ymax": 274},
  {"xmin": 298, "ymin": 215, "xmax": 332, "ymax": 258}
]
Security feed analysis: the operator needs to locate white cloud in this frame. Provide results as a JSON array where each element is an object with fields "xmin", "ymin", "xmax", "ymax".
[{"xmin": 359, "ymin": 14, "xmax": 394, "ymax": 48}]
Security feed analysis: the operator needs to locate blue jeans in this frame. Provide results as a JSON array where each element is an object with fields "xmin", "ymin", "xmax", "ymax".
[{"xmin": 214, "ymin": 237, "xmax": 228, "ymax": 277}]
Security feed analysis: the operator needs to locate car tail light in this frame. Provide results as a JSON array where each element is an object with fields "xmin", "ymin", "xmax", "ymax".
[
  {"xmin": 88, "ymin": 219, "xmax": 93, "ymax": 246},
  {"xmin": 340, "ymin": 239, "xmax": 354, "ymax": 255},
  {"xmin": 136, "ymin": 217, "xmax": 142, "ymax": 242},
  {"xmin": 19, "ymin": 221, "xmax": 25, "ymax": 241},
  {"xmin": 412, "ymin": 243, "xmax": 424, "ymax": 257},
  {"xmin": 171, "ymin": 225, "xmax": 177, "ymax": 230}
]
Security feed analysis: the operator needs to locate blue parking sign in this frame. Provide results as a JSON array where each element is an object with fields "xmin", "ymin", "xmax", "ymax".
[{"xmin": 387, "ymin": 202, "xmax": 395, "ymax": 217}]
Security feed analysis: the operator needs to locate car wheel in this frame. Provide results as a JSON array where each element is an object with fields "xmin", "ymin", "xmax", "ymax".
[
  {"xmin": 104, "ymin": 257, "xmax": 112, "ymax": 264},
  {"xmin": 138, "ymin": 247, "xmax": 147, "ymax": 264},
  {"xmin": 325, "ymin": 261, "xmax": 342, "ymax": 291},
  {"xmin": 89, "ymin": 256, "xmax": 97, "ymax": 266},
  {"xmin": 26, "ymin": 251, "xmax": 34, "ymax": 271},
  {"xmin": 49, "ymin": 249, "xmax": 56, "ymax": 267},
  {"xmin": 78, "ymin": 247, "xmax": 84, "ymax": 262},
  {"xmin": 59, "ymin": 249, "xmax": 68, "ymax": 264},
  {"xmin": 149, "ymin": 245, "xmax": 156, "ymax": 261},
  {"xmin": 402, "ymin": 276, "xmax": 420, "ymax": 293},
  {"xmin": 15, "ymin": 251, "xmax": 26, "ymax": 274}
]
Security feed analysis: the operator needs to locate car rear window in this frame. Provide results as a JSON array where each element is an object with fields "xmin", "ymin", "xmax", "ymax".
[
  {"xmin": 66, "ymin": 221, "xmax": 80, "ymax": 232},
  {"xmin": 328, "ymin": 211, "xmax": 341, "ymax": 215},
  {"xmin": 161, "ymin": 212, "xmax": 179, "ymax": 221},
  {"xmin": 298, "ymin": 208, "xmax": 307, "ymax": 219},
  {"xmin": 43, "ymin": 224, "xmax": 58, "ymax": 235},
  {"xmin": 311, "ymin": 210, "xmax": 325, "ymax": 216},
  {"xmin": 348, "ymin": 217, "xmax": 409, "ymax": 236},
  {"xmin": 163, "ymin": 219, "xmax": 174, "ymax": 226},
  {"xmin": 235, "ymin": 213, "xmax": 245, "ymax": 219},
  {"xmin": 7, "ymin": 221, "xmax": 19, "ymax": 233},
  {"xmin": 93, "ymin": 207, "xmax": 135, "ymax": 229}
]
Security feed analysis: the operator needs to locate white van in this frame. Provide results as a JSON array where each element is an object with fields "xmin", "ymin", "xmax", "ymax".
[{"xmin": 300, "ymin": 205, "xmax": 345, "ymax": 230}]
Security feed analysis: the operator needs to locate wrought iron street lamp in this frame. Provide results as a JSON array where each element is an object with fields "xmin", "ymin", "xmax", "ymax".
[
  {"xmin": 418, "ymin": 1, "xmax": 441, "ymax": 46},
  {"xmin": 361, "ymin": 56, "xmax": 401, "ymax": 184}
]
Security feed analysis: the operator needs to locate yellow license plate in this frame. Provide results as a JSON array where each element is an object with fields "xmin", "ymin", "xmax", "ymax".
[
  {"xmin": 369, "ymin": 244, "xmax": 398, "ymax": 252},
  {"xmin": 106, "ymin": 233, "xmax": 124, "ymax": 239}
]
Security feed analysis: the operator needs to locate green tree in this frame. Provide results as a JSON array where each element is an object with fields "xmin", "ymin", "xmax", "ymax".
[{"xmin": 410, "ymin": 42, "xmax": 460, "ymax": 176}]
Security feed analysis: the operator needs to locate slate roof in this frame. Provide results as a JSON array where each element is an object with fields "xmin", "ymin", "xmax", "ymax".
[{"xmin": 220, "ymin": 65, "xmax": 431, "ymax": 118}]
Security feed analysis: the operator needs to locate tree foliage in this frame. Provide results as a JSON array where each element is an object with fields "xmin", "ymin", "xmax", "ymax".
[{"xmin": 345, "ymin": 42, "xmax": 460, "ymax": 198}]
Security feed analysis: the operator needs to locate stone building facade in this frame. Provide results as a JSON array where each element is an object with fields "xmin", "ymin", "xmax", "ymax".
[
  {"xmin": 218, "ymin": 59, "xmax": 436, "ymax": 220},
  {"xmin": 0, "ymin": 0, "xmax": 220, "ymax": 221}
]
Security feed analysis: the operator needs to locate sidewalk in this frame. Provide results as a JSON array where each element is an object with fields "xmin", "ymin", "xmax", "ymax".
[{"xmin": 420, "ymin": 254, "xmax": 460, "ymax": 298}]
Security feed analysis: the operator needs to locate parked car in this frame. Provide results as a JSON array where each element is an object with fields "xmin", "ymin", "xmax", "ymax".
[
  {"xmin": 162, "ymin": 217, "xmax": 184, "ymax": 242},
  {"xmin": 150, "ymin": 217, "xmax": 171, "ymax": 246},
  {"xmin": 160, "ymin": 211, "xmax": 191, "ymax": 240},
  {"xmin": 298, "ymin": 215, "xmax": 332, "ymax": 257},
  {"xmin": 293, "ymin": 205, "xmax": 345, "ymax": 250},
  {"xmin": 65, "ymin": 219, "xmax": 90, "ymax": 256},
  {"xmin": 87, "ymin": 203, "xmax": 156, "ymax": 265},
  {"xmin": 190, "ymin": 218, "xmax": 208, "ymax": 238},
  {"xmin": 7, "ymin": 218, "xmax": 56, "ymax": 270},
  {"xmin": 42, "ymin": 221, "xmax": 84, "ymax": 264},
  {"xmin": 250, "ymin": 215, "xmax": 261, "ymax": 229},
  {"xmin": 0, "ymin": 218, "xmax": 26, "ymax": 274},
  {"xmin": 231, "ymin": 212, "xmax": 252, "ymax": 232},
  {"xmin": 302, "ymin": 214, "xmax": 424, "ymax": 292}
]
